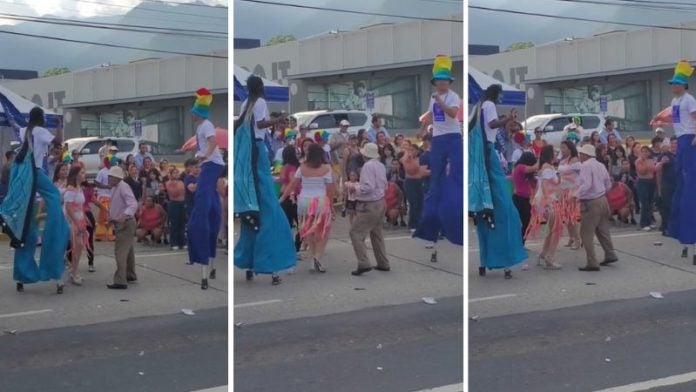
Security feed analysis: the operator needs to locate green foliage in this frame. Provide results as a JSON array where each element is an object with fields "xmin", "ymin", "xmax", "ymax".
[
  {"xmin": 43, "ymin": 67, "xmax": 70, "ymax": 77},
  {"xmin": 504, "ymin": 42, "xmax": 534, "ymax": 53},
  {"xmin": 265, "ymin": 35, "xmax": 296, "ymax": 46}
]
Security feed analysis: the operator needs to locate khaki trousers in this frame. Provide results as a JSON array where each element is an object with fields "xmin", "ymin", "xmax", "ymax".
[
  {"xmin": 349, "ymin": 199, "xmax": 390, "ymax": 269},
  {"xmin": 580, "ymin": 197, "xmax": 617, "ymax": 268},
  {"xmin": 113, "ymin": 218, "xmax": 137, "ymax": 285}
]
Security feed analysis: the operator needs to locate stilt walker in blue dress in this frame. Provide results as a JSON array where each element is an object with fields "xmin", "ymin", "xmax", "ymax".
[
  {"xmin": 413, "ymin": 55, "xmax": 463, "ymax": 261},
  {"xmin": 233, "ymin": 75, "xmax": 296, "ymax": 286},
  {"xmin": 469, "ymin": 85, "xmax": 527, "ymax": 279},
  {"xmin": 187, "ymin": 88, "xmax": 226, "ymax": 290},
  {"xmin": 665, "ymin": 61, "xmax": 696, "ymax": 264},
  {"xmin": 0, "ymin": 107, "xmax": 69, "ymax": 293}
]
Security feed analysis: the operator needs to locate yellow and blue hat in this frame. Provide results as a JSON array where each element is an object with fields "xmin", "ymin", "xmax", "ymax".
[
  {"xmin": 431, "ymin": 54, "xmax": 454, "ymax": 84},
  {"xmin": 668, "ymin": 60, "xmax": 694, "ymax": 86},
  {"xmin": 191, "ymin": 87, "xmax": 212, "ymax": 119}
]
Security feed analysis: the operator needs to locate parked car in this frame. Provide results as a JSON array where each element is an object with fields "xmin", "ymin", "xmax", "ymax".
[
  {"xmin": 65, "ymin": 137, "xmax": 161, "ymax": 178},
  {"xmin": 292, "ymin": 110, "xmax": 373, "ymax": 137},
  {"xmin": 522, "ymin": 113, "xmax": 605, "ymax": 148}
]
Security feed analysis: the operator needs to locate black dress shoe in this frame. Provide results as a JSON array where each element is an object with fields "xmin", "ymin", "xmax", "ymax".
[
  {"xmin": 56, "ymin": 283, "xmax": 64, "ymax": 294},
  {"xmin": 578, "ymin": 266, "xmax": 600, "ymax": 272},
  {"xmin": 209, "ymin": 269, "xmax": 216, "ymax": 279},
  {"xmin": 201, "ymin": 279, "xmax": 208, "ymax": 290},
  {"xmin": 599, "ymin": 259, "xmax": 618, "ymax": 266},
  {"xmin": 478, "ymin": 267, "xmax": 486, "ymax": 277},
  {"xmin": 16, "ymin": 282, "xmax": 23, "ymax": 292},
  {"xmin": 245, "ymin": 270, "xmax": 254, "ymax": 281},
  {"xmin": 107, "ymin": 283, "xmax": 128, "ymax": 290},
  {"xmin": 351, "ymin": 267, "xmax": 373, "ymax": 276},
  {"xmin": 374, "ymin": 266, "xmax": 390, "ymax": 272}
]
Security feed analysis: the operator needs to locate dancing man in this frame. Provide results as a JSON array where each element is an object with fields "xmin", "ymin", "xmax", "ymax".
[
  {"xmin": 413, "ymin": 55, "xmax": 463, "ymax": 261},
  {"xmin": 0, "ymin": 107, "xmax": 69, "ymax": 294},
  {"xmin": 666, "ymin": 60, "xmax": 696, "ymax": 263},
  {"xmin": 187, "ymin": 88, "xmax": 226, "ymax": 290},
  {"xmin": 469, "ymin": 85, "xmax": 527, "ymax": 279}
]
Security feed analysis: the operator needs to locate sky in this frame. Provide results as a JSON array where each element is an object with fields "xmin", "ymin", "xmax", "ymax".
[
  {"xmin": 469, "ymin": 0, "xmax": 696, "ymax": 50},
  {"xmin": 233, "ymin": 0, "xmax": 463, "ymax": 45},
  {"xmin": 0, "ymin": 0, "xmax": 228, "ymax": 72}
]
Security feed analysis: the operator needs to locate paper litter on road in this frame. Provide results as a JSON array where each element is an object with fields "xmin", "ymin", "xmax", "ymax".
[
  {"xmin": 376, "ymin": 367, "xmax": 383, "ymax": 371},
  {"xmin": 605, "ymin": 336, "xmax": 612, "ymax": 342},
  {"xmin": 2, "ymin": 330, "xmax": 17, "ymax": 335},
  {"xmin": 139, "ymin": 351, "xmax": 145, "ymax": 356},
  {"xmin": 376, "ymin": 344, "xmax": 382, "ymax": 350},
  {"xmin": 649, "ymin": 292, "xmax": 664, "ymax": 299},
  {"xmin": 422, "ymin": 297, "xmax": 437, "ymax": 305},
  {"xmin": 470, "ymin": 316, "xmax": 479, "ymax": 322},
  {"xmin": 138, "ymin": 372, "xmax": 145, "ymax": 376},
  {"xmin": 521, "ymin": 264, "xmax": 529, "ymax": 271},
  {"xmin": 181, "ymin": 309, "xmax": 195, "ymax": 316},
  {"xmin": 234, "ymin": 322, "xmax": 244, "ymax": 328},
  {"xmin": 605, "ymin": 358, "xmax": 611, "ymax": 363}
]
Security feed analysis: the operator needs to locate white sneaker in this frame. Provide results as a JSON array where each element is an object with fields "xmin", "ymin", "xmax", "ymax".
[
  {"xmin": 425, "ymin": 242, "xmax": 435, "ymax": 249},
  {"xmin": 642, "ymin": 226, "xmax": 652, "ymax": 232},
  {"xmin": 171, "ymin": 246, "xmax": 180, "ymax": 251}
]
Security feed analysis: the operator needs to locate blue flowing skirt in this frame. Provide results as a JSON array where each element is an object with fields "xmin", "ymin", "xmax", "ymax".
[
  {"xmin": 475, "ymin": 142, "xmax": 527, "ymax": 269},
  {"xmin": 234, "ymin": 140, "xmax": 296, "ymax": 274},
  {"xmin": 668, "ymin": 134, "xmax": 696, "ymax": 245}
]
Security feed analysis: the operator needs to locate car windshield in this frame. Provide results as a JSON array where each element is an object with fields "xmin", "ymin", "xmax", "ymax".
[
  {"xmin": 522, "ymin": 116, "xmax": 550, "ymax": 131},
  {"xmin": 293, "ymin": 113, "xmax": 318, "ymax": 127},
  {"xmin": 66, "ymin": 139, "xmax": 85, "ymax": 153}
]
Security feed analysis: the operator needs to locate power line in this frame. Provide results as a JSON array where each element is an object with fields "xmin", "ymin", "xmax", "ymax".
[
  {"xmin": 0, "ymin": 12, "xmax": 227, "ymax": 39},
  {"xmin": 550, "ymin": 0, "xmax": 696, "ymax": 12},
  {"xmin": 72, "ymin": 0, "xmax": 228, "ymax": 20},
  {"xmin": 141, "ymin": 0, "xmax": 228, "ymax": 8},
  {"xmin": 0, "ymin": 28, "xmax": 227, "ymax": 58},
  {"xmin": 469, "ymin": 5, "xmax": 696, "ymax": 32},
  {"xmin": 238, "ymin": 0, "xmax": 463, "ymax": 23},
  {"xmin": 0, "ymin": 0, "xmax": 228, "ymax": 28}
]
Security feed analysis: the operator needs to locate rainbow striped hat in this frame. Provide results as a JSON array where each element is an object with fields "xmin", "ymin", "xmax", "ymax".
[
  {"xmin": 314, "ymin": 130, "xmax": 330, "ymax": 143},
  {"xmin": 668, "ymin": 60, "xmax": 694, "ymax": 86},
  {"xmin": 431, "ymin": 54, "xmax": 454, "ymax": 83},
  {"xmin": 62, "ymin": 151, "xmax": 73, "ymax": 164},
  {"xmin": 284, "ymin": 128, "xmax": 297, "ymax": 142},
  {"xmin": 191, "ymin": 88, "xmax": 212, "ymax": 119}
]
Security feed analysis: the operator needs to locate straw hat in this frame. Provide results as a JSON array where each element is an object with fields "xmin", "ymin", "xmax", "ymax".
[
  {"xmin": 360, "ymin": 143, "xmax": 380, "ymax": 159},
  {"xmin": 579, "ymin": 144, "xmax": 596, "ymax": 158}
]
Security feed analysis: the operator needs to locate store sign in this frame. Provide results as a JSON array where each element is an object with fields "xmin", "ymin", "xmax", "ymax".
[
  {"xmin": 134, "ymin": 120, "xmax": 143, "ymax": 137},
  {"xmin": 599, "ymin": 96, "xmax": 608, "ymax": 113},
  {"xmin": 366, "ymin": 92, "xmax": 375, "ymax": 110}
]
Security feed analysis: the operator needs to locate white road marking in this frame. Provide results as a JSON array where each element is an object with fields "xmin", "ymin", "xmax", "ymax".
[
  {"xmin": 0, "ymin": 265, "xmax": 11, "ymax": 270},
  {"xmin": 0, "ymin": 309, "xmax": 53, "ymax": 319},
  {"xmin": 469, "ymin": 294, "xmax": 517, "ymax": 303},
  {"xmin": 594, "ymin": 371, "xmax": 696, "ymax": 391},
  {"xmin": 234, "ymin": 299, "xmax": 283, "ymax": 308},
  {"xmin": 412, "ymin": 383, "xmax": 464, "ymax": 392},
  {"xmin": 137, "ymin": 252, "xmax": 187, "ymax": 258},
  {"xmin": 190, "ymin": 387, "xmax": 228, "ymax": 392}
]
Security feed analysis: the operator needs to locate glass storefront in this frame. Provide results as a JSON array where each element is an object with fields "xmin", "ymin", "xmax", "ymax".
[
  {"xmin": 543, "ymin": 81, "xmax": 650, "ymax": 132},
  {"xmin": 306, "ymin": 75, "xmax": 421, "ymax": 132},
  {"xmin": 79, "ymin": 107, "xmax": 183, "ymax": 151}
]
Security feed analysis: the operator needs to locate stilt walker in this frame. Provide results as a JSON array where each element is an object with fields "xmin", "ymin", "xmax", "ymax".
[
  {"xmin": 413, "ymin": 55, "xmax": 463, "ymax": 261},
  {"xmin": 666, "ymin": 61, "xmax": 696, "ymax": 264},
  {"xmin": 469, "ymin": 85, "xmax": 527, "ymax": 279},
  {"xmin": 0, "ymin": 107, "xmax": 69, "ymax": 293},
  {"xmin": 186, "ymin": 88, "xmax": 226, "ymax": 289}
]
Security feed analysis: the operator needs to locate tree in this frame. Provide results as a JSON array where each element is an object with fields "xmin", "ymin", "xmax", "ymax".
[
  {"xmin": 505, "ymin": 42, "xmax": 534, "ymax": 53},
  {"xmin": 43, "ymin": 67, "xmax": 70, "ymax": 77},
  {"xmin": 265, "ymin": 35, "xmax": 296, "ymax": 46}
]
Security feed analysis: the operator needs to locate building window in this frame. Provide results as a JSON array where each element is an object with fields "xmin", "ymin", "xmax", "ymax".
[
  {"xmin": 306, "ymin": 75, "xmax": 420, "ymax": 132},
  {"xmin": 79, "ymin": 107, "xmax": 183, "ymax": 153}
]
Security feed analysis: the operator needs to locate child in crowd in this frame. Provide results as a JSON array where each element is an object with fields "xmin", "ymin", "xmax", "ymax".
[
  {"xmin": 384, "ymin": 175, "xmax": 404, "ymax": 227},
  {"xmin": 607, "ymin": 178, "xmax": 634, "ymax": 225},
  {"xmin": 343, "ymin": 171, "xmax": 359, "ymax": 225}
]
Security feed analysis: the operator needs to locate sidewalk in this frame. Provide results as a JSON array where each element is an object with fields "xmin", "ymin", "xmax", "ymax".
[
  {"xmin": 0, "ymin": 241, "xmax": 228, "ymax": 333},
  {"xmin": 234, "ymin": 216, "xmax": 464, "ymax": 325}
]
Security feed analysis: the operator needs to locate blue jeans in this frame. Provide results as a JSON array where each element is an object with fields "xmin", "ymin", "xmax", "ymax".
[
  {"xmin": 168, "ymin": 201, "xmax": 186, "ymax": 248},
  {"xmin": 636, "ymin": 179, "xmax": 656, "ymax": 229},
  {"xmin": 187, "ymin": 162, "xmax": 224, "ymax": 265}
]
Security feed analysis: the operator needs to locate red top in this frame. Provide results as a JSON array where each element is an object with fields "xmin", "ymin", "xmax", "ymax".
[
  {"xmin": 531, "ymin": 140, "xmax": 546, "ymax": 157},
  {"xmin": 385, "ymin": 183, "xmax": 401, "ymax": 209},
  {"xmin": 281, "ymin": 164, "xmax": 300, "ymax": 194},
  {"xmin": 83, "ymin": 186, "xmax": 95, "ymax": 211},
  {"xmin": 138, "ymin": 205, "xmax": 165, "ymax": 231}
]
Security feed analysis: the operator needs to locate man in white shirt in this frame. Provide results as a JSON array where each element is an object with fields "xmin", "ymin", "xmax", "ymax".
[
  {"xmin": 666, "ymin": 60, "xmax": 696, "ymax": 259},
  {"xmin": 187, "ymin": 88, "xmax": 226, "ymax": 290},
  {"xmin": 366, "ymin": 115, "xmax": 390, "ymax": 142},
  {"xmin": 413, "ymin": 55, "xmax": 463, "ymax": 249},
  {"xmin": 599, "ymin": 118, "xmax": 622, "ymax": 145}
]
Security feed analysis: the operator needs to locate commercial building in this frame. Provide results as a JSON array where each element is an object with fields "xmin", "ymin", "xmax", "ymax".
[
  {"xmin": 235, "ymin": 16, "xmax": 463, "ymax": 133},
  {"xmin": 470, "ymin": 22, "xmax": 696, "ymax": 132},
  {"xmin": 0, "ymin": 50, "xmax": 228, "ymax": 154}
]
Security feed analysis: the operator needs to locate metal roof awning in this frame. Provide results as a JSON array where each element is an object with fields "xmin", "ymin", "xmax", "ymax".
[
  {"xmin": 287, "ymin": 56, "xmax": 463, "ymax": 80},
  {"xmin": 62, "ymin": 88, "xmax": 228, "ymax": 109}
]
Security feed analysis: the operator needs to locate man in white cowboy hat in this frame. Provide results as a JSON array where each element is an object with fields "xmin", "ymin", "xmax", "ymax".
[
  {"xmin": 349, "ymin": 142, "xmax": 390, "ymax": 276},
  {"xmin": 577, "ymin": 143, "xmax": 618, "ymax": 272},
  {"xmin": 106, "ymin": 166, "xmax": 139, "ymax": 289}
]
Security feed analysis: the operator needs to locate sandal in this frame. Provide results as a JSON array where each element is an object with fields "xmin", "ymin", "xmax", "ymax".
[{"xmin": 271, "ymin": 275, "xmax": 282, "ymax": 285}]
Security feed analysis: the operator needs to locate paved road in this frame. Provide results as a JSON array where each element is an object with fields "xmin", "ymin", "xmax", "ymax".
[
  {"xmin": 0, "ymin": 241, "xmax": 228, "ymax": 391},
  {"xmin": 469, "ymin": 222, "xmax": 696, "ymax": 391},
  {"xmin": 235, "ymin": 296, "xmax": 463, "ymax": 392},
  {"xmin": 0, "ymin": 307, "xmax": 227, "ymax": 392},
  {"xmin": 234, "ymin": 219, "xmax": 464, "ymax": 392}
]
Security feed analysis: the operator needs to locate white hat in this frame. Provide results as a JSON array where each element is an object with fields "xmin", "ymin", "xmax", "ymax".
[
  {"xmin": 339, "ymin": 120, "xmax": 350, "ymax": 126},
  {"xmin": 360, "ymin": 143, "xmax": 380, "ymax": 159},
  {"xmin": 579, "ymin": 144, "xmax": 596, "ymax": 158},
  {"xmin": 108, "ymin": 166, "xmax": 124, "ymax": 179},
  {"xmin": 108, "ymin": 146, "xmax": 119, "ymax": 152},
  {"xmin": 655, "ymin": 127, "xmax": 665, "ymax": 134}
]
